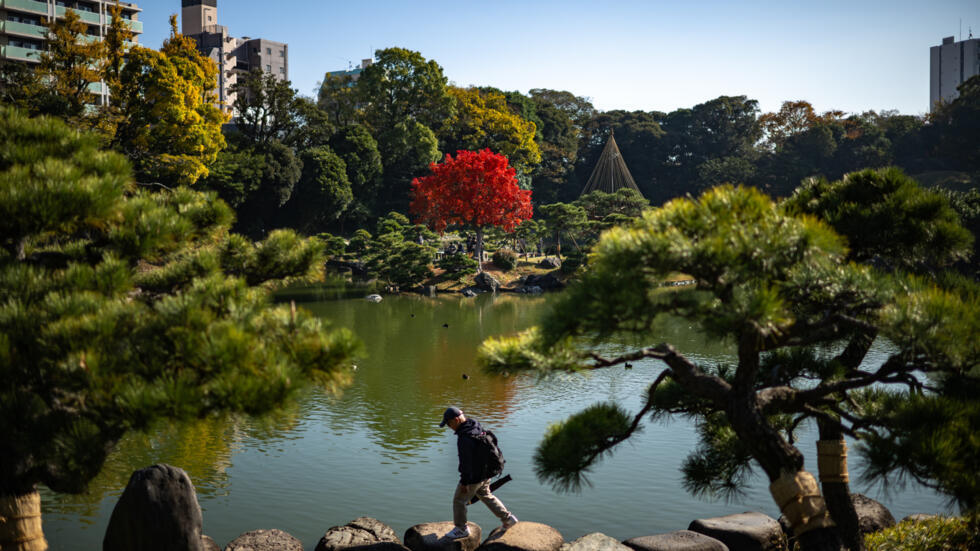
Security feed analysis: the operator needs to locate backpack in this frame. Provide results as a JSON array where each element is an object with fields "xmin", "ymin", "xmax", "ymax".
[{"xmin": 470, "ymin": 429, "xmax": 505, "ymax": 479}]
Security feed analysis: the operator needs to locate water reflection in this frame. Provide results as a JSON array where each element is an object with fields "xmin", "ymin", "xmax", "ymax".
[
  {"xmin": 40, "ymin": 290, "xmax": 953, "ymax": 551},
  {"xmin": 41, "ymin": 396, "xmax": 311, "ymax": 517},
  {"xmin": 305, "ymin": 293, "xmax": 540, "ymax": 462}
]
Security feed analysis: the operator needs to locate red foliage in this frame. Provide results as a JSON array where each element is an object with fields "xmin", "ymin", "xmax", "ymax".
[{"xmin": 410, "ymin": 149, "xmax": 533, "ymax": 232}]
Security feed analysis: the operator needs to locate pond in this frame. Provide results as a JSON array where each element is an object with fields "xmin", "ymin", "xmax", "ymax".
[{"xmin": 40, "ymin": 290, "xmax": 954, "ymax": 550}]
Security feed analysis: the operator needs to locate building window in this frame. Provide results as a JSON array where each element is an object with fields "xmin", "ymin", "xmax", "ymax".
[
  {"xmin": 207, "ymin": 15, "xmax": 213, "ymax": 22},
  {"xmin": 279, "ymin": 50, "xmax": 284, "ymax": 57},
  {"xmin": 279, "ymin": 66, "xmax": 284, "ymax": 74},
  {"xmin": 266, "ymin": 65, "xmax": 271, "ymax": 72},
  {"xmin": 266, "ymin": 47, "xmax": 272, "ymax": 54}
]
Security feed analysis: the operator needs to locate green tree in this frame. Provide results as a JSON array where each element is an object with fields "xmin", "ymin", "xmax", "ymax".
[
  {"xmin": 357, "ymin": 47, "xmax": 453, "ymax": 132},
  {"xmin": 231, "ymin": 69, "xmax": 307, "ymax": 147},
  {"xmin": 538, "ymin": 202, "xmax": 587, "ymax": 259},
  {"xmin": 317, "ymin": 72, "xmax": 361, "ymax": 128},
  {"xmin": 0, "ymin": 107, "xmax": 359, "ymax": 550},
  {"xmin": 479, "ymin": 185, "xmax": 979, "ymax": 551},
  {"xmin": 329, "ymin": 124, "xmax": 383, "ymax": 230},
  {"xmin": 374, "ymin": 117, "xmax": 441, "ymax": 215},
  {"xmin": 232, "ymin": 140, "xmax": 303, "ymax": 238},
  {"xmin": 361, "ymin": 212, "xmax": 437, "ymax": 288},
  {"xmin": 286, "ymin": 146, "xmax": 353, "ymax": 234},
  {"xmin": 110, "ymin": 16, "xmax": 227, "ymax": 185},
  {"xmin": 783, "ymin": 167, "xmax": 973, "ymax": 273},
  {"xmin": 355, "ymin": 48, "xmax": 451, "ymax": 218}
]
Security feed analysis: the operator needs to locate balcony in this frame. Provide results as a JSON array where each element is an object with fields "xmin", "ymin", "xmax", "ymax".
[
  {"xmin": 55, "ymin": 6, "xmax": 102, "ymax": 25},
  {"xmin": 1, "ymin": 0, "xmax": 49, "ymax": 15},
  {"xmin": 87, "ymin": 81, "xmax": 103, "ymax": 93},
  {"xmin": 109, "ymin": 17, "xmax": 143, "ymax": 33},
  {"xmin": 1, "ymin": 20, "xmax": 48, "ymax": 39},
  {"xmin": 1, "ymin": 44, "xmax": 43, "ymax": 62}
]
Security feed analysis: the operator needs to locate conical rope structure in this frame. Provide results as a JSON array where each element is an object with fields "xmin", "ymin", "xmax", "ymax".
[{"xmin": 580, "ymin": 131, "xmax": 640, "ymax": 196}]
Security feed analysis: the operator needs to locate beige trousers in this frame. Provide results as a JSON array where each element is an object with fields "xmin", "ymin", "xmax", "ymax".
[{"xmin": 452, "ymin": 479, "xmax": 510, "ymax": 527}]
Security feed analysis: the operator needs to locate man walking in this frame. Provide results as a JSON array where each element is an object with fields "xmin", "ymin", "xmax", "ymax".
[{"xmin": 440, "ymin": 406, "xmax": 518, "ymax": 538}]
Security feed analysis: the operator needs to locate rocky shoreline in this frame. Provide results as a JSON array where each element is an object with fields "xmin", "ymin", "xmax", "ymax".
[{"xmin": 101, "ymin": 464, "xmax": 915, "ymax": 551}]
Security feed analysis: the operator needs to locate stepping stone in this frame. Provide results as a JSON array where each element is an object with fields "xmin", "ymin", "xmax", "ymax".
[
  {"xmin": 405, "ymin": 521, "xmax": 482, "ymax": 551},
  {"xmin": 688, "ymin": 512, "xmax": 786, "ymax": 551},
  {"xmin": 481, "ymin": 521, "xmax": 563, "ymax": 551},
  {"xmin": 623, "ymin": 531, "xmax": 728, "ymax": 551}
]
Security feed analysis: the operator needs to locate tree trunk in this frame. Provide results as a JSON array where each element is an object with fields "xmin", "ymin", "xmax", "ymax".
[
  {"xmin": 725, "ymin": 335, "xmax": 843, "ymax": 551},
  {"xmin": 475, "ymin": 226, "xmax": 484, "ymax": 273},
  {"xmin": 818, "ymin": 329, "xmax": 876, "ymax": 551},
  {"xmin": 0, "ymin": 490, "xmax": 48, "ymax": 551},
  {"xmin": 818, "ymin": 420, "xmax": 863, "ymax": 551},
  {"xmin": 555, "ymin": 231, "xmax": 562, "ymax": 260}
]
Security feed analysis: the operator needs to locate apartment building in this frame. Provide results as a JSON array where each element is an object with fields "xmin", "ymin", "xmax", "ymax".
[
  {"xmin": 181, "ymin": 0, "xmax": 287, "ymax": 115},
  {"xmin": 1, "ymin": 0, "xmax": 143, "ymax": 102},
  {"xmin": 326, "ymin": 58, "xmax": 373, "ymax": 83},
  {"xmin": 929, "ymin": 35, "xmax": 980, "ymax": 111}
]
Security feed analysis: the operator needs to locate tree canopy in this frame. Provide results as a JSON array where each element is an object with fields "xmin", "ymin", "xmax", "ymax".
[
  {"xmin": 479, "ymin": 183, "xmax": 979, "ymax": 550},
  {"xmin": 110, "ymin": 17, "xmax": 227, "ymax": 185},
  {"xmin": 0, "ymin": 107, "xmax": 358, "ymax": 550},
  {"xmin": 411, "ymin": 149, "xmax": 532, "ymax": 271}
]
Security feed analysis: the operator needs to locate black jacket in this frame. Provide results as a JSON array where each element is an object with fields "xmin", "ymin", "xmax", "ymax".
[{"xmin": 455, "ymin": 418, "xmax": 486, "ymax": 484}]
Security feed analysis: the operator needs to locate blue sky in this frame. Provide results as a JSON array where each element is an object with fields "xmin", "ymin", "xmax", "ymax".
[{"xmin": 138, "ymin": 0, "xmax": 979, "ymax": 116}]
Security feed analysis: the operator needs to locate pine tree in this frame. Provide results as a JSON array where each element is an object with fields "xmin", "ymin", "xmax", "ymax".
[
  {"xmin": 479, "ymin": 185, "xmax": 979, "ymax": 551},
  {"xmin": 0, "ymin": 107, "xmax": 359, "ymax": 551}
]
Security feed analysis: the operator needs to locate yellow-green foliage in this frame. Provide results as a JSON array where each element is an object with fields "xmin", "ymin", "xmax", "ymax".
[
  {"xmin": 111, "ymin": 17, "xmax": 227, "ymax": 185},
  {"xmin": 444, "ymin": 86, "xmax": 541, "ymax": 170},
  {"xmin": 865, "ymin": 515, "xmax": 979, "ymax": 551}
]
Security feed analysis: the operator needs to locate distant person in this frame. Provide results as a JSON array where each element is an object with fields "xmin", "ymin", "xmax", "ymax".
[{"xmin": 439, "ymin": 406, "xmax": 517, "ymax": 538}]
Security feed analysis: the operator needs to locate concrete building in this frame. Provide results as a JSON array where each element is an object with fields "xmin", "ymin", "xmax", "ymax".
[
  {"xmin": 0, "ymin": 0, "xmax": 143, "ymax": 103},
  {"xmin": 929, "ymin": 35, "xmax": 980, "ymax": 111},
  {"xmin": 181, "ymin": 0, "xmax": 287, "ymax": 115},
  {"xmin": 326, "ymin": 58, "xmax": 373, "ymax": 83}
]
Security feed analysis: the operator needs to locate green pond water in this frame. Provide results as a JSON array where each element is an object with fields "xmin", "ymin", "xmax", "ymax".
[{"xmin": 40, "ymin": 290, "xmax": 954, "ymax": 550}]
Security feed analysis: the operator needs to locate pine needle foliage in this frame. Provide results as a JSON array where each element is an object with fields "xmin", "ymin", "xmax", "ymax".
[
  {"xmin": 533, "ymin": 402, "xmax": 633, "ymax": 492},
  {"xmin": 0, "ymin": 107, "xmax": 360, "ymax": 497},
  {"xmin": 478, "ymin": 183, "xmax": 979, "ymax": 548},
  {"xmin": 783, "ymin": 167, "xmax": 973, "ymax": 273}
]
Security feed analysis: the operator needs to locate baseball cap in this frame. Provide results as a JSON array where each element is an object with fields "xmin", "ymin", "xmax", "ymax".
[{"xmin": 439, "ymin": 406, "xmax": 463, "ymax": 427}]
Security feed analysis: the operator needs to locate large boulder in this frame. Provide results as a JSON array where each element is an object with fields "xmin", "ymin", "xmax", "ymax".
[
  {"xmin": 475, "ymin": 272, "xmax": 501, "ymax": 293},
  {"xmin": 225, "ymin": 529, "xmax": 303, "ymax": 551},
  {"xmin": 404, "ymin": 521, "xmax": 482, "ymax": 551},
  {"xmin": 316, "ymin": 517, "xmax": 401, "ymax": 551},
  {"xmin": 688, "ymin": 512, "xmax": 786, "ymax": 551},
  {"xmin": 103, "ymin": 464, "xmax": 204, "ymax": 551},
  {"xmin": 481, "ymin": 521, "xmax": 563, "ymax": 551},
  {"xmin": 623, "ymin": 531, "xmax": 728, "ymax": 551},
  {"xmin": 538, "ymin": 257, "xmax": 561, "ymax": 269},
  {"xmin": 851, "ymin": 494, "xmax": 896, "ymax": 534},
  {"xmin": 560, "ymin": 532, "xmax": 631, "ymax": 551},
  {"xmin": 202, "ymin": 535, "xmax": 221, "ymax": 551},
  {"xmin": 523, "ymin": 274, "xmax": 564, "ymax": 291}
]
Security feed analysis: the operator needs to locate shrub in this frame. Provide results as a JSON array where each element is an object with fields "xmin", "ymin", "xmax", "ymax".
[
  {"xmin": 865, "ymin": 515, "xmax": 979, "ymax": 551},
  {"xmin": 438, "ymin": 252, "xmax": 478, "ymax": 278},
  {"xmin": 317, "ymin": 233, "xmax": 347, "ymax": 258},
  {"xmin": 492, "ymin": 248, "xmax": 518, "ymax": 271},
  {"xmin": 560, "ymin": 251, "xmax": 586, "ymax": 274}
]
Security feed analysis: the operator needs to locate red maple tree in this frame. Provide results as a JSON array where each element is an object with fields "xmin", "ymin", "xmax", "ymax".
[{"xmin": 411, "ymin": 149, "xmax": 532, "ymax": 272}]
